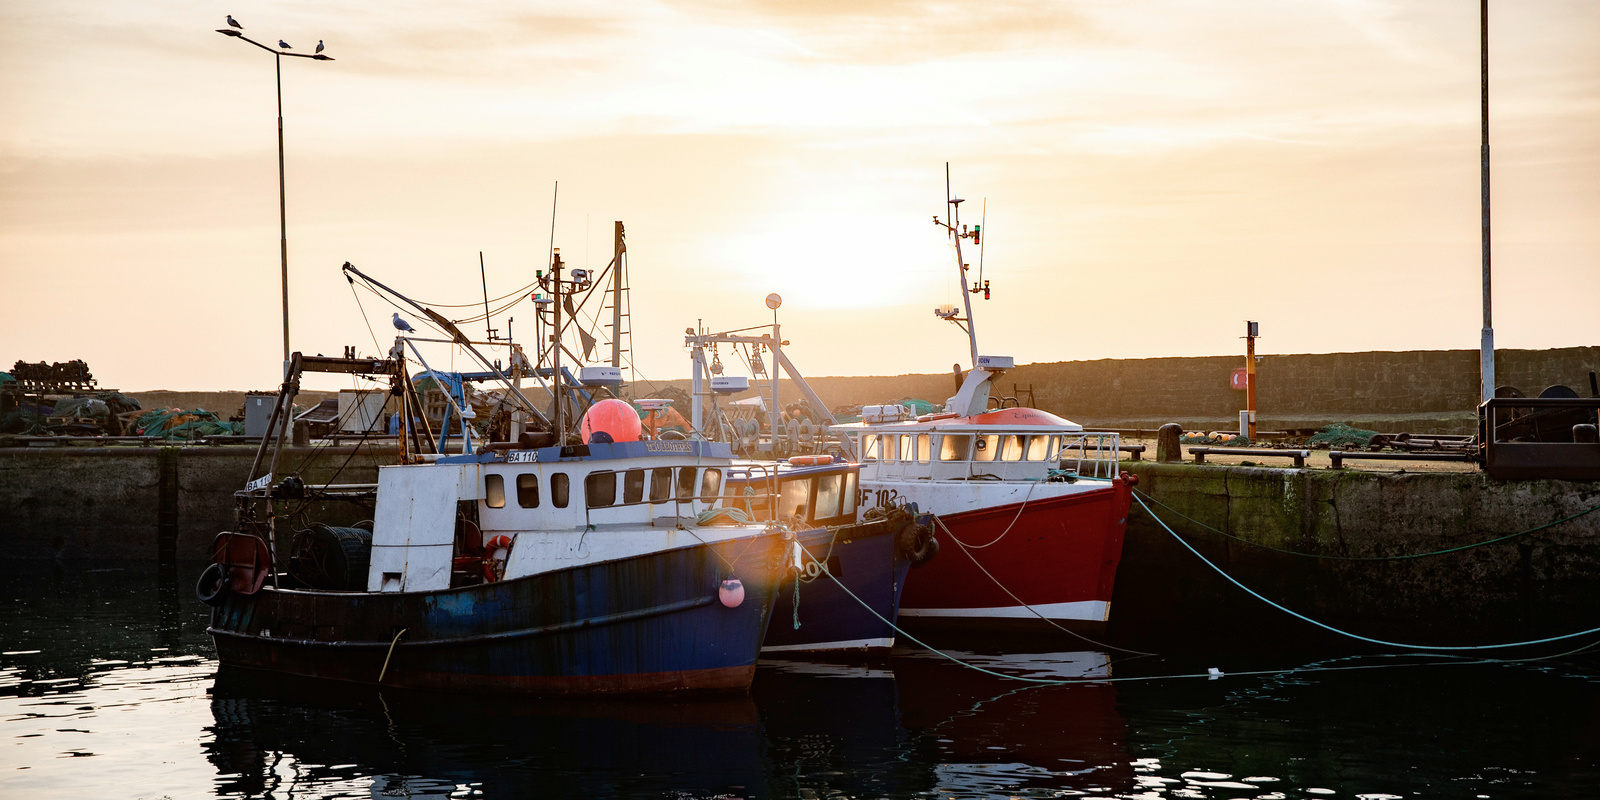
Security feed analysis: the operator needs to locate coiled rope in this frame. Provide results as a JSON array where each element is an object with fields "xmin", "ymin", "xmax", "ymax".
[
  {"xmin": 1136, "ymin": 489, "xmax": 1600, "ymax": 561},
  {"xmin": 1134, "ymin": 494, "xmax": 1600, "ymax": 651}
]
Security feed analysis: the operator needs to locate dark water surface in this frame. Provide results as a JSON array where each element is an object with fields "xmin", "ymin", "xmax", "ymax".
[{"xmin": 2, "ymin": 563, "xmax": 1597, "ymax": 799}]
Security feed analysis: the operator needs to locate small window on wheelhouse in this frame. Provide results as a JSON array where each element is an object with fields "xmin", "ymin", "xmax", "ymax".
[
  {"xmin": 551, "ymin": 472, "xmax": 570, "ymax": 508},
  {"xmin": 860, "ymin": 434, "xmax": 880, "ymax": 461},
  {"xmin": 699, "ymin": 468, "xmax": 722, "ymax": 502},
  {"xmin": 841, "ymin": 472, "xmax": 858, "ymax": 518},
  {"xmin": 516, "ymin": 474, "xmax": 539, "ymax": 508},
  {"xmin": 814, "ymin": 473, "xmax": 843, "ymax": 521},
  {"xmin": 485, "ymin": 474, "xmax": 506, "ymax": 508},
  {"xmin": 649, "ymin": 467, "xmax": 672, "ymax": 502},
  {"xmin": 940, "ymin": 434, "xmax": 972, "ymax": 461},
  {"xmin": 1000, "ymin": 435, "xmax": 1026, "ymax": 462},
  {"xmin": 900, "ymin": 434, "xmax": 916, "ymax": 462},
  {"xmin": 675, "ymin": 467, "xmax": 698, "ymax": 500},
  {"xmin": 882, "ymin": 435, "xmax": 898, "ymax": 462},
  {"xmin": 586, "ymin": 471, "xmax": 617, "ymax": 508},
  {"xmin": 623, "ymin": 469, "xmax": 645, "ymax": 504},
  {"xmin": 1025, "ymin": 435, "xmax": 1057, "ymax": 461},
  {"xmin": 778, "ymin": 478, "xmax": 812, "ymax": 524},
  {"xmin": 915, "ymin": 434, "xmax": 931, "ymax": 464}
]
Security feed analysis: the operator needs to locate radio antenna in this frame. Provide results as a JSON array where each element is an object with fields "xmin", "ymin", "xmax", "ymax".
[{"xmin": 479, "ymin": 251, "xmax": 493, "ymax": 340}]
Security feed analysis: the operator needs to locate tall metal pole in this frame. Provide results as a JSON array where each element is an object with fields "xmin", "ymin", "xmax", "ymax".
[
  {"xmin": 1479, "ymin": 0, "xmax": 1496, "ymax": 403},
  {"xmin": 276, "ymin": 53, "xmax": 290, "ymax": 364},
  {"xmin": 611, "ymin": 222, "xmax": 624, "ymax": 368}
]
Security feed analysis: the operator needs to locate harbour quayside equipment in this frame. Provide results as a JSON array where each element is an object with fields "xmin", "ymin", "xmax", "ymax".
[{"xmin": 200, "ymin": 260, "xmax": 825, "ymax": 695}]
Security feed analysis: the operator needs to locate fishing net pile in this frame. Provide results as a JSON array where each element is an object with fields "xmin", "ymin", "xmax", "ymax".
[{"xmin": 1306, "ymin": 422, "xmax": 1381, "ymax": 448}]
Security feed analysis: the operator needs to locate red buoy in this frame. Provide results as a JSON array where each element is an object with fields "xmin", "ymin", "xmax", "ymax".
[{"xmin": 579, "ymin": 398, "xmax": 643, "ymax": 443}]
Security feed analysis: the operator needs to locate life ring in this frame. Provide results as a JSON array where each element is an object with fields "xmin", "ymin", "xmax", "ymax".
[
  {"xmin": 482, "ymin": 535, "xmax": 514, "ymax": 582},
  {"xmin": 787, "ymin": 455, "xmax": 829, "ymax": 466},
  {"xmin": 196, "ymin": 562, "xmax": 229, "ymax": 607}
]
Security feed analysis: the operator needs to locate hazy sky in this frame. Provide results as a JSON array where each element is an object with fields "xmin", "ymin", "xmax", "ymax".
[{"xmin": 2, "ymin": 1, "xmax": 1596, "ymax": 392}]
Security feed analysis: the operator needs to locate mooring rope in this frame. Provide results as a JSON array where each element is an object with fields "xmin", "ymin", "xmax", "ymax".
[
  {"xmin": 792, "ymin": 545, "xmax": 1596, "ymax": 686},
  {"xmin": 1136, "ymin": 489, "xmax": 1600, "ymax": 561},
  {"xmin": 930, "ymin": 514, "xmax": 1155, "ymax": 656},
  {"xmin": 940, "ymin": 477, "xmax": 1041, "ymax": 549},
  {"xmin": 1133, "ymin": 494, "xmax": 1600, "ymax": 651}
]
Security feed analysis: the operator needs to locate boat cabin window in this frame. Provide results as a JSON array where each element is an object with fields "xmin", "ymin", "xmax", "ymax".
[
  {"xmin": 841, "ymin": 471, "xmax": 858, "ymax": 518},
  {"xmin": 778, "ymin": 478, "xmax": 811, "ymax": 524},
  {"xmin": 675, "ymin": 467, "xmax": 698, "ymax": 501},
  {"xmin": 940, "ymin": 434, "xmax": 971, "ymax": 461},
  {"xmin": 914, "ymin": 433, "xmax": 931, "ymax": 464},
  {"xmin": 485, "ymin": 474, "xmax": 506, "ymax": 508},
  {"xmin": 860, "ymin": 434, "xmax": 880, "ymax": 461},
  {"xmin": 1025, "ymin": 435, "xmax": 1057, "ymax": 461},
  {"xmin": 814, "ymin": 473, "xmax": 843, "ymax": 521},
  {"xmin": 623, "ymin": 469, "xmax": 645, "ymax": 504},
  {"xmin": 699, "ymin": 468, "xmax": 723, "ymax": 502},
  {"xmin": 516, "ymin": 474, "xmax": 539, "ymax": 508},
  {"xmin": 974, "ymin": 434, "xmax": 1000, "ymax": 462},
  {"xmin": 649, "ymin": 467, "xmax": 672, "ymax": 502},
  {"xmin": 586, "ymin": 471, "xmax": 617, "ymax": 508},
  {"xmin": 551, "ymin": 472, "xmax": 570, "ymax": 508},
  {"xmin": 882, "ymin": 435, "xmax": 898, "ymax": 463},
  {"xmin": 900, "ymin": 434, "xmax": 917, "ymax": 462},
  {"xmin": 1000, "ymin": 434, "xmax": 1026, "ymax": 462}
]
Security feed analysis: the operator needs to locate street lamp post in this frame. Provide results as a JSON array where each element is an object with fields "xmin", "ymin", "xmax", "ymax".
[{"xmin": 216, "ymin": 21, "xmax": 333, "ymax": 364}]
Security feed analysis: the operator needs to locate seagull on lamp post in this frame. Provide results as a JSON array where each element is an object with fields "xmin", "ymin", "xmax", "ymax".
[
  {"xmin": 315, "ymin": 39, "xmax": 324, "ymax": 54},
  {"xmin": 226, "ymin": 15, "xmax": 241, "ymax": 29},
  {"xmin": 278, "ymin": 39, "xmax": 292, "ymax": 49},
  {"xmin": 392, "ymin": 313, "xmax": 416, "ymax": 333}
]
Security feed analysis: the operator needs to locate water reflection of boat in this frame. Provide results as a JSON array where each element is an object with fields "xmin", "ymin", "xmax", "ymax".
[
  {"xmin": 206, "ymin": 669, "xmax": 769, "ymax": 798},
  {"xmin": 889, "ymin": 647, "xmax": 1136, "ymax": 794}
]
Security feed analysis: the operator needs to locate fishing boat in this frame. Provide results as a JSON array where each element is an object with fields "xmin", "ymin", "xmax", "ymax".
[
  {"xmin": 197, "ymin": 255, "xmax": 806, "ymax": 695},
  {"xmin": 722, "ymin": 456, "xmax": 934, "ymax": 653},
  {"xmin": 831, "ymin": 183, "xmax": 1134, "ymax": 630}
]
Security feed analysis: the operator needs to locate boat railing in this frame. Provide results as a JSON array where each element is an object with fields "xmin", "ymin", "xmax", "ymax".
[{"xmin": 1056, "ymin": 432, "xmax": 1122, "ymax": 479}]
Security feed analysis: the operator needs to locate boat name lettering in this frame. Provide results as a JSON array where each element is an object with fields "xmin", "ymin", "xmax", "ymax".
[
  {"xmin": 644, "ymin": 442, "xmax": 695, "ymax": 453},
  {"xmin": 506, "ymin": 450, "xmax": 539, "ymax": 463},
  {"xmin": 245, "ymin": 474, "xmax": 272, "ymax": 492}
]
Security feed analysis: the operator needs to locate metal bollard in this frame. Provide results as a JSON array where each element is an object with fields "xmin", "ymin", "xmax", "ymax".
[{"xmin": 1157, "ymin": 423, "xmax": 1183, "ymax": 463}]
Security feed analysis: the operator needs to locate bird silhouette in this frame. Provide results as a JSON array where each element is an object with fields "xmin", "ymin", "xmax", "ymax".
[
  {"xmin": 392, "ymin": 313, "xmax": 416, "ymax": 333},
  {"xmin": 315, "ymin": 40, "xmax": 324, "ymax": 54},
  {"xmin": 226, "ymin": 15, "xmax": 241, "ymax": 29},
  {"xmin": 278, "ymin": 39, "xmax": 292, "ymax": 49}
]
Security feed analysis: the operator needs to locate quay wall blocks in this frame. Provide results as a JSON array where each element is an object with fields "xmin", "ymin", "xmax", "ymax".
[
  {"xmin": 0, "ymin": 446, "xmax": 387, "ymax": 561},
  {"xmin": 726, "ymin": 346, "xmax": 1599, "ymax": 430},
  {"xmin": 1115, "ymin": 462, "xmax": 1600, "ymax": 646}
]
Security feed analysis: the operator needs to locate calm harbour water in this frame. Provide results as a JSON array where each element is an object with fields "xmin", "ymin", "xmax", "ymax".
[{"xmin": 2, "ymin": 562, "xmax": 1597, "ymax": 799}]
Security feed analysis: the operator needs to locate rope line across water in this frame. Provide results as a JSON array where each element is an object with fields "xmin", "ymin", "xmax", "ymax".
[
  {"xmin": 1134, "ymin": 494, "xmax": 1600, "ymax": 651},
  {"xmin": 1135, "ymin": 489, "xmax": 1600, "ymax": 561}
]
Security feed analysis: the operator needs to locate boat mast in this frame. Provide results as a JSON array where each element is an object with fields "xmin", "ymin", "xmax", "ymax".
[{"xmin": 936, "ymin": 163, "xmax": 985, "ymax": 368}]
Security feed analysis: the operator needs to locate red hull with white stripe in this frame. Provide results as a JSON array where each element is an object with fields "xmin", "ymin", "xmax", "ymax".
[{"xmin": 893, "ymin": 477, "xmax": 1132, "ymax": 627}]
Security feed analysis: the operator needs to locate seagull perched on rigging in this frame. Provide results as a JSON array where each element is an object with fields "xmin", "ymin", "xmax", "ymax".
[
  {"xmin": 226, "ymin": 15, "xmax": 241, "ymax": 29},
  {"xmin": 392, "ymin": 313, "xmax": 416, "ymax": 333},
  {"xmin": 278, "ymin": 39, "xmax": 292, "ymax": 49},
  {"xmin": 315, "ymin": 39, "xmax": 324, "ymax": 53}
]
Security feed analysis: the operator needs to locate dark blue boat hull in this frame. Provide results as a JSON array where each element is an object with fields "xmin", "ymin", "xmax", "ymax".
[
  {"xmin": 208, "ymin": 533, "xmax": 789, "ymax": 695},
  {"xmin": 763, "ymin": 521, "xmax": 913, "ymax": 653}
]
